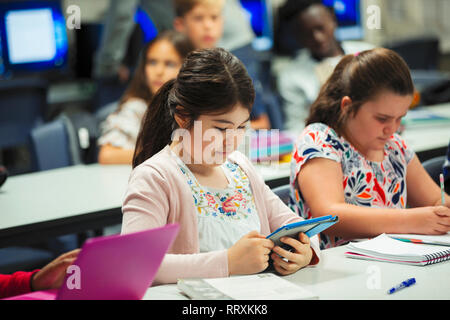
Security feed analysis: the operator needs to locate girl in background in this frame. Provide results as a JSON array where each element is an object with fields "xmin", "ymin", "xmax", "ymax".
[{"xmin": 98, "ymin": 31, "xmax": 193, "ymax": 164}]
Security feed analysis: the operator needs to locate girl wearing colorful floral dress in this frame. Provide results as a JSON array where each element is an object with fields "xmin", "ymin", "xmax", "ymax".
[
  {"xmin": 121, "ymin": 48, "xmax": 320, "ymax": 285},
  {"xmin": 290, "ymin": 48, "xmax": 450, "ymax": 249}
]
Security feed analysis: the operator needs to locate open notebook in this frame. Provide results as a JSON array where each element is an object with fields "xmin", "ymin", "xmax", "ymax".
[{"xmin": 345, "ymin": 234, "xmax": 450, "ymax": 266}]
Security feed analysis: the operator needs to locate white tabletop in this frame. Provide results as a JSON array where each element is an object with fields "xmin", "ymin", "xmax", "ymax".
[
  {"xmin": 0, "ymin": 164, "xmax": 131, "ymax": 231},
  {"xmin": 0, "ymin": 162, "xmax": 289, "ymax": 232},
  {"xmin": 401, "ymin": 103, "xmax": 450, "ymax": 153},
  {"xmin": 0, "ymin": 101, "xmax": 447, "ymax": 240},
  {"xmin": 143, "ymin": 244, "xmax": 450, "ymax": 300}
]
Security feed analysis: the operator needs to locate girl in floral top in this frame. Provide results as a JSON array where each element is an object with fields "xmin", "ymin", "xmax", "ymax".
[
  {"xmin": 290, "ymin": 48, "xmax": 450, "ymax": 249},
  {"xmin": 121, "ymin": 48, "xmax": 320, "ymax": 284}
]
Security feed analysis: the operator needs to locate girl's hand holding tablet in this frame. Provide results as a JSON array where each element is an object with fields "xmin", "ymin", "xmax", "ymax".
[{"xmin": 271, "ymin": 233, "xmax": 313, "ymax": 276}]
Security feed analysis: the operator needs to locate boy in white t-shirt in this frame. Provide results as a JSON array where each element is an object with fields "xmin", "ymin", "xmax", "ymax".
[{"xmin": 277, "ymin": 0, "xmax": 374, "ymax": 134}]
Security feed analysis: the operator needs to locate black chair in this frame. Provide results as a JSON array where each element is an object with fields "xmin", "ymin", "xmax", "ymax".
[
  {"xmin": 1, "ymin": 119, "xmax": 79, "ymax": 274},
  {"xmin": 385, "ymin": 36, "xmax": 440, "ymax": 71},
  {"xmin": 0, "ymin": 79, "xmax": 47, "ymax": 150},
  {"xmin": 422, "ymin": 155, "xmax": 446, "ymax": 185},
  {"xmin": 30, "ymin": 113, "xmax": 97, "ymax": 171},
  {"xmin": 30, "ymin": 118, "xmax": 73, "ymax": 171},
  {"xmin": 0, "ymin": 247, "xmax": 54, "ymax": 274},
  {"xmin": 272, "ymin": 184, "xmax": 292, "ymax": 206},
  {"xmin": 0, "ymin": 79, "xmax": 55, "ymax": 272}
]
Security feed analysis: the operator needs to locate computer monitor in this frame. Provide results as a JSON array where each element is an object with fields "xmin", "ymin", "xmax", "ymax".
[
  {"xmin": 322, "ymin": 0, "xmax": 363, "ymax": 41},
  {"xmin": 239, "ymin": 0, "xmax": 274, "ymax": 51},
  {"xmin": 0, "ymin": 0, "xmax": 68, "ymax": 77}
]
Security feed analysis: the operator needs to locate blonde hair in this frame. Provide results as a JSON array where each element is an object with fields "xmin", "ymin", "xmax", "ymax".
[{"xmin": 173, "ymin": 0, "xmax": 224, "ymax": 17}]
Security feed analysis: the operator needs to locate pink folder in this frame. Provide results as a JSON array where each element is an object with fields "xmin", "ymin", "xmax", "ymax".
[{"xmin": 5, "ymin": 224, "xmax": 179, "ymax": 300}]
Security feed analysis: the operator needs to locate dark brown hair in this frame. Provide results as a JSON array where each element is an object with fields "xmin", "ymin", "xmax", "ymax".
[
  {"xmin": 118, "ymin": 30, "xmax": 193, "ymax": 108},
  {"xmin": 173, "ymin": 0, "xmax": 222, "ymax": 18},
  {"xmin": 306, "ymin": 47, "xmax": 414, "ymax": 134},
  {"xmin": 132, "ymin": 47, "xmax": 255, "ymax": 168}
]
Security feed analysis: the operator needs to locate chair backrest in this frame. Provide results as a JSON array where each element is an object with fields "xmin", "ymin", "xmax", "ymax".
[
  {"xmin": 30, "ymin": 118, "xmax": 72, "ymax": 171},
  {"xmin": 272, "ymin": 184, "xmax": 291, "ymax": 206},
  {"xmin": 386, "ymin": 36, "xmax": 439, "ymax": 70},
  {"xmin": 0, "ymin": 79, "xmax": 47, "ymax": 149},
  {"xmin": 422, "ymin": 155, "xmax": 446, "ymax": 185}
]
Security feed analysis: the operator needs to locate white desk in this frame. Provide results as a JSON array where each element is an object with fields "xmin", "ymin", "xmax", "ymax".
[
  {"xmin": 1, "ymin": 102, "xmax": 447, "ymax": 246},
  {"xmin": 0, "ymin": 162, "xmax": 289, "ymax": 246},
  {"xmin": 0, "ymin": 164, "xmax": 131, "ymax": 246},
  {"xmin": 143, "ymin": 244, "xmax": 450, "ymax": 300},
  {"xmin": 401, "ymin": 103, "xmax": 450, "ymax": 154},
  {"xmin": 1, "ymin": 164, "xmax": 131, "ymax": 230}
]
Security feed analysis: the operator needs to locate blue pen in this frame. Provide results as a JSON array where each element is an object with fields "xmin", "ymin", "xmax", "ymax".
[{"xmin": 387, "ymin": 278, "xmax": 416, "ymax": 295}]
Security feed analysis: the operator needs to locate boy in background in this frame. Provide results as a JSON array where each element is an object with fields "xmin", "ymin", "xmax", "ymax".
[{"xmin": 277, "ymin": 0, "xmax": 373, "ymax": 134}]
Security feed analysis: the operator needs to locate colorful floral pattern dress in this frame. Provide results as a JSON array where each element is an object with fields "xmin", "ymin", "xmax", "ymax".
[
  {"xmin": 173, "ymin": 153, "xmax": 261, "ymax": 252},
  {"xmin": 289, "ymin": 123, "xmax": 415, "ymax": 249}
]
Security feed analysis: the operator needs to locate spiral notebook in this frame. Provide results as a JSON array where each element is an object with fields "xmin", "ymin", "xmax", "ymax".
[{"xmin": 345, "ymin": 234, "xmax": 450, "ymax": 266}]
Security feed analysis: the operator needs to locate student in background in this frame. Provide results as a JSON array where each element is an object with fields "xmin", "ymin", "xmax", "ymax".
[
  {"xmin": 92, "ymin": 0, "xmax": 254, "ymax": 92},
  {"xmin": 0, "ymin": 249, "xmax": 79, "ymax": 299},
  {"xmin": 172, "ymin": 0, "xmax": 277, "ymax": 130},
  {"xmin": 121, "ymin": 48, "xmax": 320, "ymax": 285},
  {"xmin": 290, "ymin": 48, "xmax": 450, "ymax": 249},
  {"xmin": 98, "ymin": 31, "xmax": 193, "ymax": 165},
  {"xmin": 277, "ymin": 0, "xmax": 373, "ymax": 134}
]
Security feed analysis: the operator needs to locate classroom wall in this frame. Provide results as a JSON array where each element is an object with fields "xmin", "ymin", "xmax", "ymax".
[
  {"xmin": 273, "ymin": 0, "xmax": 450, "ymax": 54},
  {"xmin": 61, "ymin": 0, "xmax": 450, "ymax": 54},
  {"xmin": 362, "ymin": 0, "xmax": 450, "ymax": 53},
  {"xmin": 62, "ymin": 0, "xmax": 109, "ymax": 23}
]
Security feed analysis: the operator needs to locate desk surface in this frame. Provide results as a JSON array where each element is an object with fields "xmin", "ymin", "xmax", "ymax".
[
  {"xmin": 1, "ymin": 103, "xmax": 448, "ymax": 245},
  {"xmin": 143, "ymin": 244, "xmax": 450, "ymax": 300},
  {"xmin": 0, "ymin": 162, "xmax": 290, "ymax": 246},
  {"xmin": 0, "ymin": 164, "xmax": 131, "ymax": 230},
  {"xmin": 0, "ymin": 163, "xmax": 289, "ymax": 230},
  {"xmin": 0, "ymin": 164, "xmax": 131, "ymax": 246},
  {"xmin": 401, "ymin": 104, "xmax": 450, "ymax": 153}
]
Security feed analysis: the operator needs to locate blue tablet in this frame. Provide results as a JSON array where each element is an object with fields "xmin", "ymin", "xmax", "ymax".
[{"xmin": 267, "ymin": 215, "xmax": 338, "ymax": 248}]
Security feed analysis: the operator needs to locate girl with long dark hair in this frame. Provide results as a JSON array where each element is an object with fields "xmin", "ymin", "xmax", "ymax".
[{"xmin": 122, "ymin": 48, "xmax": 320, "ymax": 284}]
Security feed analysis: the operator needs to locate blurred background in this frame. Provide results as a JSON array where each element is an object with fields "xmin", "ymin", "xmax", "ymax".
[
  {"xmin": 0, "ymin": 0, "xmax": 449, "ymax": 174},
  {"xmin": 0, "ymin": 0, "xmax": 450, "ymax": 275}
]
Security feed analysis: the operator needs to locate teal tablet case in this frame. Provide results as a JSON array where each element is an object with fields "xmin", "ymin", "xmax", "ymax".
[{"xmin": 267, "ymin": 215, "xmax": 338, "ymax": 248}]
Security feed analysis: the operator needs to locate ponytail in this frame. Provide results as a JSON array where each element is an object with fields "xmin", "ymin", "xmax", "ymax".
[
  {"xmin": 132, "ymin": 79, "xmax": 176, "ymax": 168},
  {"xmin": 306, "ymin": 48, "xmax": 414, "ymax": 135},
  {"xmin": 132, "ymin": 48, "xmax": 255, "ymax": 168},
  {"xmin": 306, "ymin": 55, "xmax": 355, "ymax": 133}
]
